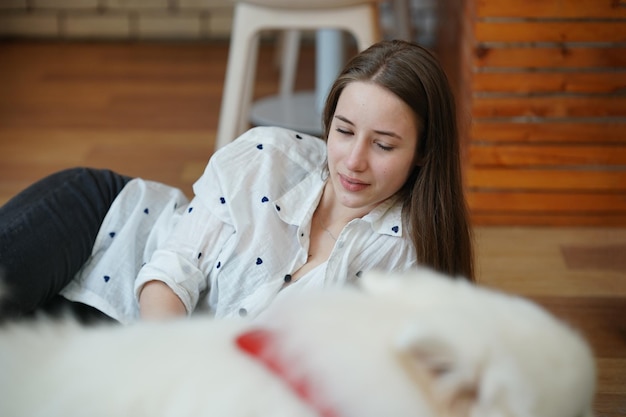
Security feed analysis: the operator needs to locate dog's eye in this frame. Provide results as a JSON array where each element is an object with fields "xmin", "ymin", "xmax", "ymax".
[{"xmin": 428, "ymin": 363, "xmax": 452, "ymax": 378}]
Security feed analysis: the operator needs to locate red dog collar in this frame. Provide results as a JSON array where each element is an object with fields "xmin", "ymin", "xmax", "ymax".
[{"xmin": 236, "ymin": 328, "xmax": 339, "ymax": 417}]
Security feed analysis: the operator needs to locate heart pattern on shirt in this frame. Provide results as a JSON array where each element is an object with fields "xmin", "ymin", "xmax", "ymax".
[
  {"xmin": 392, "ymin": 226, "xmax": 399, "ymax": 233},
  {"xmin": 103, "ymin": 275, "xmax": 110, "ymax": 283},
  {"xmin": 261, "ymin": 196, "xmax": 269, "ymax": 203},
  {"xmin": 256, "ymin": 258, "xmax": 263, "ymax": 265},
  {"xmin": 256, "ymin": 144, "xmax": 263, "ymax": 150}
]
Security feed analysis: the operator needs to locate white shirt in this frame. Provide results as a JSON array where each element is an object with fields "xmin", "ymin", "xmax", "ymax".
[{"xmin": 61, "ymin": 127, "xmax": 417, "ymax": 324}]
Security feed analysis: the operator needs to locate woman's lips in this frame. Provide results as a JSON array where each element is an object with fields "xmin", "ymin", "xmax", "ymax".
[{"xmin": 338, "ymin": 173, "xmax": 369, "ymax": 192}]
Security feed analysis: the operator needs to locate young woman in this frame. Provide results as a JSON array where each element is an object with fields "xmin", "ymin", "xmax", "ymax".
[{"xmin": 0, "ymin": 40, "xmax": 473, "ymax": 323}]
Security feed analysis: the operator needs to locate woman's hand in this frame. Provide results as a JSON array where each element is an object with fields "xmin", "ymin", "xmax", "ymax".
[{"xmin": 138, "ymin": 280, "xmax": 186, "ymax": 320}]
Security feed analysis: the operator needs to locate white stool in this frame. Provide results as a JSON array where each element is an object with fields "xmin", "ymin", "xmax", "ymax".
[
  {"xmin": 215, "ymin": 0, "xmax": 384, "ymax": 150},
  {"xmin": 249, "ymin": 29, "xmax": 347, "ymax": 139}
]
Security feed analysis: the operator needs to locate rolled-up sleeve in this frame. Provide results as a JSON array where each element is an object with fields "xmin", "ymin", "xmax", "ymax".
[{"xmin": 134, "ymin": 158, "xmax": 235, "ymax": 314}]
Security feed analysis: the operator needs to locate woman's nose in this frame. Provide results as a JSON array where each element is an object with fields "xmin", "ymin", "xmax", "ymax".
[{"xmin": 345, "ymin": 139, "xmax": 368, "ymax": 172}]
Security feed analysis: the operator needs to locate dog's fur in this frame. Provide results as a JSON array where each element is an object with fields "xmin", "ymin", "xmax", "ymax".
[{"xmin": 0, "ymin": 268, "xmax": 595, "ymax": 417}]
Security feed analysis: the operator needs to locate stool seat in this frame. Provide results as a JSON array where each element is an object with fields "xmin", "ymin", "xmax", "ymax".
[
  {"xmin": 250, "ymin": 92, "xmax": 320, "ymax": 136},
  {"xmin": 215, "ymin": 0, "xmax": 384, "ymax": 150}
]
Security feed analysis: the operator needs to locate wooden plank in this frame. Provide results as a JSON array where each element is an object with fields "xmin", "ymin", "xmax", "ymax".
[
  {"xmin": 474, "ymin": 46, "xmax": 626, "ymax": 68},
  {"xmin": 470, "ymin": 212, "xmax": 626, "ymax": 226},
  {"xmin": 471, "ymin": 121, "xmax": 626, "ymax": 144},
  {"xmin": 472, "ymin": 96, "xmax": 626, "ymax": 118},
  {"xmin": 469, "ymin": 144, "xmax": 626, "ymax": 167},
  {"xmin": 472, "ymin": 71, "xmax": 626, "ymax": 94},
  {"xmin": 531, "ymin": 296, "xmax": 626, "ymax": 357},
  {"xmin": 476, "ymin": 0, "xmax": 626, "ymax": 18},
  {"xmin": 467, "ymin": 191, "xmax": 626, "ymax": 212},
  {"xmin": 467, "ymin": 168, "xmax": 626, "ymax": 191},
  {"xmin": 475, "ymin": 21, "xmax": 626, "ymax": 43}
]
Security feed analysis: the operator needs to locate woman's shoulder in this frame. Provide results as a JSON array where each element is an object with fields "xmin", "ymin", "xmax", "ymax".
[
  {"xmin": 215, "ymin": 126, "xmax": 327, "ymax": 170},
  {"xmin": 194, "ymin": 127, "xmax": 326, "ymax": 198}
]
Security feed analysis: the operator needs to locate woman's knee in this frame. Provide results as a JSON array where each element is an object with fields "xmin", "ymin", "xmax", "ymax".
[
  {"xmin": 0, "ymin": 167, "xmax": 133, "ymax": 317},
  {"xmin": 60, "ymin": 167, "xmax": 132, "ymax": 200}
]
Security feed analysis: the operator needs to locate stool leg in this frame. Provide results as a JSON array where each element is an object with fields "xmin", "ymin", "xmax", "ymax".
[
  {"xmin": 348, "ymin": 4, "xmax": 382, "ymax": 51},
  {"xmin": 315, "ymin": 29, "xmax": 344, "ymax": 114},
  {"xmin": 237, "ymin": 32, "xmax": 260, "ymax": 136},
  {"xmin": 279, "ymin": 30, "xmax": 301, "ymax": 97},
  {"xmin": 216, "ymin": 4, "xmax": 258, "ymax": 149}
]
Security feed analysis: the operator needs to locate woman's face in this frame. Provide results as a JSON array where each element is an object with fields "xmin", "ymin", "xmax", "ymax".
[{"xmin": 326, "ymin": 81, "xmax": 419, "ymax": 215}]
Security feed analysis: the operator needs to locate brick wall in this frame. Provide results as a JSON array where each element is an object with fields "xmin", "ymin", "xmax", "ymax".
[
  {"xmin": 0, "ymin": 1, "xmax": 438, "ymax": 43},
  {"xmin": 0, "ymin": 0, "xmax": 234, "ymax": 40}
]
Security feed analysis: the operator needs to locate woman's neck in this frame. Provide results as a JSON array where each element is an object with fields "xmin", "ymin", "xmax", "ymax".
[{"xmin": 316, "ymin": 181, "xmax": 367, "ymax": 232}]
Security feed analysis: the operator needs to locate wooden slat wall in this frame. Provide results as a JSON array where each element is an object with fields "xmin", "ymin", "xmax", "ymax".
[{"xmin": 462, "ymin": 0, "xmax": 626, "ymax": 225}]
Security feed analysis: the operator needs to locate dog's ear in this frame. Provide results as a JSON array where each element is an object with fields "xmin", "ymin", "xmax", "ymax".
[
  {"xmin": 395, "ymin": 326, "xmax": 481, "ymax": 417},
  {"xmin": 396, "ymin": 325, "xmax": 541, "ymax": 417}
]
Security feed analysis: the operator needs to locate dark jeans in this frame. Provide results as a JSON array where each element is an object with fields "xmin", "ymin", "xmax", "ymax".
[{"xmin": 0, "ymin": 167, "xmax": 132, "ymax": 322}]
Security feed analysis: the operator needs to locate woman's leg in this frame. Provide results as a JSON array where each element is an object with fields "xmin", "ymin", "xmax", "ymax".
[{"xmin": 0, "ymin": 168, "xmax": 132, "ymax": 319}]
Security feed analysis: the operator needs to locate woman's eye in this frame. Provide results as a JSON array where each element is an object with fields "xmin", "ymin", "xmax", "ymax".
[
  {"xmin": 335, "ymin": 128, "xmax": 351, "ymax": 135},
  {"xmin": 376, "ymin": 142, "xmax": 393, "ymax": 151}
]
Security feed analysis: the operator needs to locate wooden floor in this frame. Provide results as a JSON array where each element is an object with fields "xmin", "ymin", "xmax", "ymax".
[{"xmin": 1, "ymin": 40, "xmax": 624, "ymax": 415}]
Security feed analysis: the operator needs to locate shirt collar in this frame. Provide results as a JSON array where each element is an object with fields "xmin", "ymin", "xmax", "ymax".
[
  {"xmin": 273, "ymin": 170, "xmax": 326, "ymax": 227},
  {"xmin": 363, "ymin": 195, "xmax": 404, "ymax": 237}
]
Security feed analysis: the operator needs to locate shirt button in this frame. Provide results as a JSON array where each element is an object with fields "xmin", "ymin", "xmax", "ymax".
[
  {"xmin": 284, "ymin": 274, "xmax": 292, "ymax": 283},
  {"xmin": 238, "ymin": 308, "xmax": 248, "ymax": 317}
]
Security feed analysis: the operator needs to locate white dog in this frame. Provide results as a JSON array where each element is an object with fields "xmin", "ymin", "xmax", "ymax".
[{"xmin": 0, "ymin": 269, "xmax": 595, "ymax": 417}]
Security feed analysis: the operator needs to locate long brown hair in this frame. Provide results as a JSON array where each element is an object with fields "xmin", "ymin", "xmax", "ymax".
[{"xmin": 322, "ymin": 40, "xmax": 474, "ymax": 281}]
